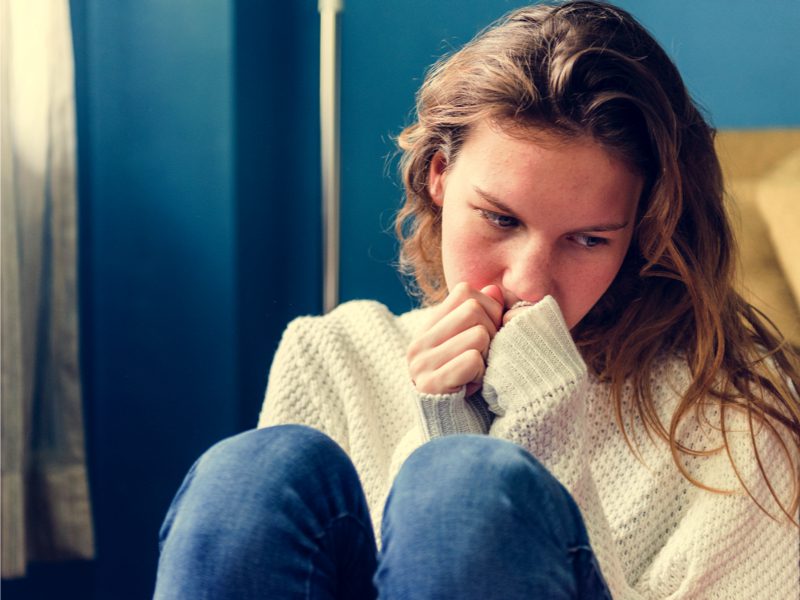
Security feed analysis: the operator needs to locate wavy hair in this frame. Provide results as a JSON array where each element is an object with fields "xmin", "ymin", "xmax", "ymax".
[{"xmin": 395, "ymin": 1, "xmax": 800, "ymax": 523}]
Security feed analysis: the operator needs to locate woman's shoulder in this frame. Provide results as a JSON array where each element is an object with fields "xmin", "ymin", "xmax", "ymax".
[
  {"xmin": 288, "ymin": 298, "xmax": 430, "ymax": 331},
  {"xmin": 280, "ymin": 299, "xmax": 431, "ymax": 355}
]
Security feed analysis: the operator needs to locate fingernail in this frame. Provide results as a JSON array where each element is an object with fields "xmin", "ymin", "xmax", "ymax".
[{"xmin": 510, "ymin": 300, "xmax": 536, "ymax": 310}]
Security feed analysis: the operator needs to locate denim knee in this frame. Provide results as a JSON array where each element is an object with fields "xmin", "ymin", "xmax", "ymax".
[
  {"xmin": 156, "ymin": 427, "xmax": 380, "ymax": 599},
  {"xmin": 391, "ymin": 434, "xmax": 583, "ymax": 532},
  {"xmin": 196, "ymin": 424, "xmax": 345, "ymax": 477},
  {"xmin": 378, "ymin": 435, "xmax": 597, "ymax": 599},
  {"xmin": 158, "ymin": 425, "xmax": 359, "ymax": 546},
  {"xmin": 396, "ymin": 434, "xmax": 555, "ymax": 495}
]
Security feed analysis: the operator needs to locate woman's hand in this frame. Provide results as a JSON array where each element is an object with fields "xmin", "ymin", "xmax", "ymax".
[{"xmin": 407, "ymin": 282, "xmax": 504, "ymax": 396}]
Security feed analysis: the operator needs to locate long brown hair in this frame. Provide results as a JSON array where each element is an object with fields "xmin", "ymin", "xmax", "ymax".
[{"xmin": 395, "ymin": 1, "xmax": 800, "ymax": 523}]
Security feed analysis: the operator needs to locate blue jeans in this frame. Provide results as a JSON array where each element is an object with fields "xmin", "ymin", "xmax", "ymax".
[{"xmin": 153, "ymin": 425, "xmax": 611, "ymax": 599}]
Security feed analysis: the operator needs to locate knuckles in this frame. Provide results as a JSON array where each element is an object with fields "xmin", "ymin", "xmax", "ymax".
[
  {"xmin": 464, "ymin": 347, "xmax": 484, "ymax": 366},
  {"xmin": 407, "ymin": 351, "xmax": 426, "ymax": 379},
  {"xmin": 464, "ymin": 324, "xmax": 491, "ymax": 355},
  {"xmin": 459, "ymin": 298, "xmax": 487, "ymax": 326},
  {"xmin": 413, "ymin": 372, "xmax": 433, "ymax": 393},
  {"xmin": 450, "ymin": 281, "xmax": 472, "ymax": 299},
  {"xmin": 406, "ymin": 338, "xmax": 424, "ymax": 362}
]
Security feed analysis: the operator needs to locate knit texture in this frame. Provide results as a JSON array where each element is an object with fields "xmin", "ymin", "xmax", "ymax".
[{"xmin": 258, "ymin": 298, "xmax": 800, "ymax": 599}]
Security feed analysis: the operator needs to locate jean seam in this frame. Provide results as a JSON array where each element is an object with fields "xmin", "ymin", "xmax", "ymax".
[
  {"xmin": 305, "ymin": 512, "xmax": 375, "ymax": 600},
  {"xmin": 158, "ymin": 459, "xmax": 201, "ymax": 550},
  {"xmin": 567, "ymin": 545, "xmax": 613, "ymax": 600}
]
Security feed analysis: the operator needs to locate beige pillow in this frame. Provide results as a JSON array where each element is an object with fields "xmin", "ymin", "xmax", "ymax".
[
  {"xmin": 756, "ymin": 149, "xmax": 800, "ymax": 343},
  {"xmin": 716, "ymin": 130, "xmax": 800, "ymax": 347}
]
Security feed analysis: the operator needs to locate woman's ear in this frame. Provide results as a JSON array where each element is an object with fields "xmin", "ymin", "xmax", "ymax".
[{"xmin": 428, "ymin": 151, "xmax": 448, "ymax": 207}]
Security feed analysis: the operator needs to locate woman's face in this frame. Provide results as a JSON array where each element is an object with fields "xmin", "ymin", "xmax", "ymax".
[{"xmin": 429, "ymin": 120, "xmax": 643, "ymax": 329}]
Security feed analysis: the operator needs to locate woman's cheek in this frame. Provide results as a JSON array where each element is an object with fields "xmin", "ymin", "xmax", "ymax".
[
  {"xmin": 444, "ymin": 234, "xmax": 502, "ymax": 291},
  {"xmin": 567, "ymin": 260, "xmax": 623, "ymax": 328}
]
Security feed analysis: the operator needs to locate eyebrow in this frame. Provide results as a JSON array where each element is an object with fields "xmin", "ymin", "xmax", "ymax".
[{"xmin": 473, "ymin": 185, "xmax": 630, "ymax": 233}]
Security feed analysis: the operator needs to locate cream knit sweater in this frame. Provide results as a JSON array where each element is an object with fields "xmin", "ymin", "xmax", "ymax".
[{"xmin": 257, "ymin": 297, "xmax": 799, "ymax": 599}]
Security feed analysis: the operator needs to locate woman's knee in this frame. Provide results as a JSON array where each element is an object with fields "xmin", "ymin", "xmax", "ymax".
[
  {"xmin": 197, "ymin": 424, "xmax": 344, "ymax": 477},
  {"xmin": 175, "ymin": 425, "xmax": 357, "ymax": 513},
  {"xmin": 160, "ymin": 425, "xmax": 359, "ymax": 540},
  {"xmin": 398, "ymin": 434, "xmax": 549, "ymax": 483},
  {"xmin": 157, "ymin": 426, "xmax": 377, "ymax": 598},
  {"xmin": 393, "ymin": 434, "xmax": 570, "ymax": 512}
]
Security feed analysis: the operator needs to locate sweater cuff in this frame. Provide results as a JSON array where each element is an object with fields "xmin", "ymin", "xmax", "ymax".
[
  {"xmin": 416, "ymin": 387, "xmax": 493, "ymax": 438},
  {"xmin": 482, "ymin": 295, "xmax": 587, "ymax": 416}
]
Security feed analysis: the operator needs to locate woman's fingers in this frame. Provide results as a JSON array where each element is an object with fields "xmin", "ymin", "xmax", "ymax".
[
  {"xmin": 424, "ymin": 282, "xmax": 502, "ymax": 331},
  {"xmin": 420, "ymin": 297, "xmax": 498, "ymax": 350},
  {"xmin": 413, "ymin": 348, "xmax": 485, "ymax": 395},
  {"xmin": 412, "ymin": 285, "xmax": 503, "ymax": 353},
  {"xmin": 408, "ymin": 282, "xmax": 505, "ymax": 395},
  {"xmin": 479, "ymin": 284, "xmax": 505, "ymax": 324},
  {"xmin": 409, "ymin": 324, "xmax": 491, "ymax": 378},
  {"xmin": 453, "ymin": 282, "xmax": 504, "ymax": 326}
]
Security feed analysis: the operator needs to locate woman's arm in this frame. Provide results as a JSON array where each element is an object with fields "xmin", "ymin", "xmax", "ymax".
[
  {"xmin": 412, "ymin": 295, "xmax": 588, "ymax": 443},
  {"xmin": 479, "ymin": 297, "xmax": 632, "ymax": 597},
  {"xmin": 481, "ymin": 296, "xmax": 800, "ymax": 598},
  {"xmin": 482, "ymin": 296, "xmax": 589, "ymax": 489}
]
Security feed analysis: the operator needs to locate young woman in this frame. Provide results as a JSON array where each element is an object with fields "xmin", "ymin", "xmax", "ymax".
[{"xmin": 154, "ymin": 2, "xmax": 800, "ymax": 598}]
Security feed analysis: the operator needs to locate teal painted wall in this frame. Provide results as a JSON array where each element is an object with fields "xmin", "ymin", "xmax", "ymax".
[
  {"xmin": 9, "ymin": 1, "xmax": 319, "ymax": 599},
  {"xmin": 73, "ymin": 2, "xmax": 239, "ymax": 599},
  {"xmin": 613, "ymin": 0, "xmax": 800, "ymax": 129}
]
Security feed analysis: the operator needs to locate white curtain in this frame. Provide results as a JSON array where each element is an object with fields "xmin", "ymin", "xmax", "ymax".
[{"xmin": 1, "ymin": 0, "xmax": 94, "ymax": 578}]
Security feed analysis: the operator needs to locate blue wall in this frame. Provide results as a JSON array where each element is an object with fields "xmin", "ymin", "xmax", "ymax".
[
  {"xmin": 74, "ymin": 2, "xmax": 239, "ymax": 599},
  {"xmin": 614, "ymin": 0, "xmax": 800, "ymax": 129},
  {"xmin": 5, "ymin": 1, "xmax": 797, "ymax": 598},
  {"xmin": 8, "ymin": 1, "xmax": 320, "ymax": 599}
]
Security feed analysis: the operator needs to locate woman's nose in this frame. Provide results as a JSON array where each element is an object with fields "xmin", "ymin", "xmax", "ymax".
[{"xmin": 501, "ymin": 243, "xmax": 554, "ymax": 306}]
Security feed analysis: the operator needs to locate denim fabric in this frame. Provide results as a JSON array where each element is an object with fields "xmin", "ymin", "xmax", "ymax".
[
  {"xmin": 154, "ymin": 425, "xmax": 612, "ymax": 599},
  {"xmin": 154, "ymin": 425, "xmax": 378, "ymax": 599}
]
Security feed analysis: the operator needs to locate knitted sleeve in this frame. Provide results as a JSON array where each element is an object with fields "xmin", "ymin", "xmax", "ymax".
[
  {"xmin": 479, "ymin": 296, "xmax": 800, "ymax": 599},
  {"xmin": 415, "ymin": 388, "xmax": 494, "ymax": 438},
  {"xmin": 412, "ymin": 296, "xmax": 590, "ymax": 449},
  {"xmin": 416, "ymin": 295, "xmax": 611, "ymax": 521},
  {"xmin": 481, "ymin": 295, "xmax": 591, "ymax": 490},
  {"xmin": 480, "ymin": 296, "xmax": 632, "ymax": 596},
  {"xmin": 256, "ymin": 301, "xmax": 429, "ymax": 547}
]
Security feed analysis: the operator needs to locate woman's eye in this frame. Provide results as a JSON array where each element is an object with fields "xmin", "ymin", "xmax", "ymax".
[
  {"xmin": 479, "ymin": 209, "xmax": 518, "ymax": 229},
  {"xmin": 571, "ymin": 234, "xmax": 608, "ymax": 248}
]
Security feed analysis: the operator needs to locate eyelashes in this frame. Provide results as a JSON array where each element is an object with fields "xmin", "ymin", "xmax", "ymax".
[
  {"xmin": 477, "ymin": 208, "xmax": 609, "ymax": 248},
  {"xmin": 477, "ymin": 209, "xmax": 519, "ymax": 229},
  {"xmin": 570, "ymin": 233, "xmax": 608, "ymax": 248}
]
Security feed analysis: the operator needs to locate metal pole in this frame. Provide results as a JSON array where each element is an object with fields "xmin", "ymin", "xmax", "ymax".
[{"xmin": 319, "ymin": 0, "xmax": 343, "ymax": 313}]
